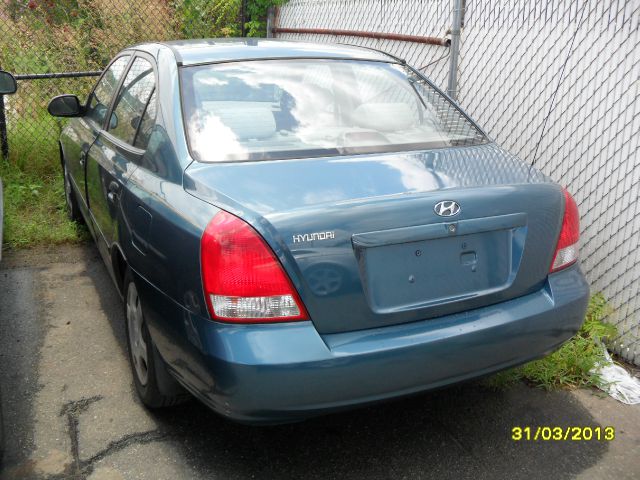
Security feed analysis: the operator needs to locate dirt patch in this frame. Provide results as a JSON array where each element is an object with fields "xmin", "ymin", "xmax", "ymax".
[{"xmin": 0, "ymin": 242, "xmax": 93, "ymax": 270}]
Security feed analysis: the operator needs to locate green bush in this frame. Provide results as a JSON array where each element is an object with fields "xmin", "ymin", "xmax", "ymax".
[
  {"xmin": 176, "ymin": 0, "xmax": 242, "ymax": 38},
  {"xmin": 245, "ymin": 0, "xmax": 289, "ymax": 37}
]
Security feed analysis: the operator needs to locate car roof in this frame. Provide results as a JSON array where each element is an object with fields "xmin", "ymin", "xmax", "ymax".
[{"xmin": 136, "ymin": 38, "xmax": 398, "ymax": 66}]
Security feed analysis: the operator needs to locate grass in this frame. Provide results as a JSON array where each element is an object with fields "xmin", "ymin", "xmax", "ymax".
[
  {"xmin": 484, "ymin": 293, "xmax": 617, "ymax": 391},
  {"xmin": 1, "ymin": 114, "xmax": 87, "ymax": 250}
]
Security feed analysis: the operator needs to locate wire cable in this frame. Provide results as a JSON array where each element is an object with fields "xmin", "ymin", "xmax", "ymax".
[
  {"xmin": 417, "ymin": 49, "xmax": 450, "ymax": 71},
  {"xmin": 531, "ymin": 2, "xmax": 588, "ymax": 166}
]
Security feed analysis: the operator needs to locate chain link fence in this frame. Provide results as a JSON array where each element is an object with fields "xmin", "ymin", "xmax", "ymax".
[
  {"xmin": 276, "ymin": 0, "xmax": 640, "ymax": 366},
  {"xmin": 457, "ymin": 1, "xmax": 640, "ymax": 366},
  {"xmin": 275, "ymin": 0, "xmax": 453, "ymax": 86}
]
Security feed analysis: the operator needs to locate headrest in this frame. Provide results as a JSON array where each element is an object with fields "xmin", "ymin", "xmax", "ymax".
[
  {"xmin": 202, "ymin": 102, "xmax": 276, "ymax": 140},
  {"xmin": 353, "ymin": 103, "xmax": 414, "ymax": 132}
]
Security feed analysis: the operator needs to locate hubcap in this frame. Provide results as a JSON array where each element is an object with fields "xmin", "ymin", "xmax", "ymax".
[{"xmin": 127, "ymin": 282, "xmax": 149, "ymax": 386}]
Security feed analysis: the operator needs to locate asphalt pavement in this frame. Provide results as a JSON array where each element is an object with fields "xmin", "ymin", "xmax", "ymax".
[{"xmin": 0, "ymin": 244, "xmax": 638, "ymax": 480}]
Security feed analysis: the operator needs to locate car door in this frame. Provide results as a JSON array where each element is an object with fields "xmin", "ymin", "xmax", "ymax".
[
  {"xmin": 65, "ymin": 55, "xmax": 131, "ymax": 210},
  {"xmin": 85, "ymin": 54, "xmax": 157, "ymax": 259}
]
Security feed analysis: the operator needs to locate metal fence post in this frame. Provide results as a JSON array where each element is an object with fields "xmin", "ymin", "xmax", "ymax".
[
  {"xmin": 266, "ymin": 6, "xmax": 275, "ymax": 38},
  {"xmin": 241, "ymin": 0, "xmax": 247, "ymax": 37},
  {"xmin": 447, "ymin": 0, "xmax": 463, "ymax": 100},
  {"xmin": 0, "ymin": 94, "xmax": 7, "ymax": 159}
]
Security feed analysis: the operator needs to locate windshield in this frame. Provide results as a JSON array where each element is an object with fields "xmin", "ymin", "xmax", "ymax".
[{"xmin": 180, "ymin": 59, "xmax": 487, "ymax": 162}]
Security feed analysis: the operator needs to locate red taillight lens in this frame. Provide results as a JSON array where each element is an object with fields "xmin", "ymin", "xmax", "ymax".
[
  {"xmin": 550, "ymin": 188, "xmax": 580, "ymax": 273},
  {"xmin": 200, "ymin": 211, "xmax": 308, "ymax": 323}
]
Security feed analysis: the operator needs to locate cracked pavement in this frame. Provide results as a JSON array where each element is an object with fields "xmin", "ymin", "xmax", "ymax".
[{"xmin": 0, "ymin": 244, "xmax": 638, "ymax": 480}]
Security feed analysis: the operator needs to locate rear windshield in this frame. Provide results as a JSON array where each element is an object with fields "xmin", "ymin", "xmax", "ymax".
[{"xmin": 180, "ymin": 59, "xmax": 487, "ymax": 162}]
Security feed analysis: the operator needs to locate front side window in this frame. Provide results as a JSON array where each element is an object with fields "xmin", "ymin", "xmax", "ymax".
[
  {"xmin": 180, "ymin": 59, "xmax": 486, "ymax": 163},
  {"xmin": 108, "ymin": 57, "xmax": 156, "ymax": 146},
  {"xmin": 86, "ymin": 55, "xmax": 130, "ymax": 126}
]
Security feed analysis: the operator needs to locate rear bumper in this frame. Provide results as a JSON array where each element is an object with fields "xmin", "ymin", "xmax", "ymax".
[{"xmin": 148, "ymin": 265, "xmax": 589, "ymax": 424}]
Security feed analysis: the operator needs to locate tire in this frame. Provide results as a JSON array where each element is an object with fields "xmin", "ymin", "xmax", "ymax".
[
  {"xmin": 62, "ymin": 159, "xmax": 84, "ymax": 224},
  {"xmin": 123, "ymin": 269, "xmax": 189, "ymax": 408}
]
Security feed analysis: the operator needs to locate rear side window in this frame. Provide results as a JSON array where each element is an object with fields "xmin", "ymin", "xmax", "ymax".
[
  {"xmin": 86, "ymin": 55, "xmax": 130, "ymax": 126},
  {"xmin": 108, "ymin": 57, "xmax": 156, "ymax": 147},
  {"xmin": 133, "ymin": 90, "xmax": 157, "ymax": 149}
]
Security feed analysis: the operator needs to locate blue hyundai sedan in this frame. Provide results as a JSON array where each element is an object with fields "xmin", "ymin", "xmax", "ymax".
[{"xmin": 48, "ymin": 39, "xmax": 589, "ymax": 423}]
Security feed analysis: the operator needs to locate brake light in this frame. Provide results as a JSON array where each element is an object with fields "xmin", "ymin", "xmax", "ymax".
[
  {"xmin": 200, "ymin": 211, "xmax": 308, "ymax": 323},
  {"xmin": 550, "ymin": 188, "xmax": 580, "ymax": 273}
]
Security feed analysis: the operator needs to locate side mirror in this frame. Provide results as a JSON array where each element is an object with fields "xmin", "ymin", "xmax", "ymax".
[
  {"xmin": 48, "ymin": 95, "xmax": 83, "ymax": 117},
  {"xmin": 109, "ymin": 111, "xmax": 118, "ymax": 129},
  {"xmin": 0, "ymin": 70, "xmax": 17, "ymax": 95}
]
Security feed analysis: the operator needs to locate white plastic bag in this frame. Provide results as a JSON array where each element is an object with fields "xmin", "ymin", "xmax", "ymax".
[{"xmin": 591, "ymin": 345, "xmax": 640, "ymax": 405}]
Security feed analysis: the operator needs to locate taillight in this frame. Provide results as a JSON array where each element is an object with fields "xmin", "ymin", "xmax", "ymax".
[
  {"xmin": 200, "ymin": 210, "xmax": 308, "ymax": 323},
  {"xmin": 550, "ymin": 188, "xmax": 580, "ymax": 273}
]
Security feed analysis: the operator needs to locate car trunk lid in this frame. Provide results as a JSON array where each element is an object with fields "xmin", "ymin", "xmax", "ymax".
[{"xmin": 185, "ymin": 144, "xmax": 564, "ymax": 334}]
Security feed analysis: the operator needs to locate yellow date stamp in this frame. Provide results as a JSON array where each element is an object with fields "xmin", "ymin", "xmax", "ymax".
[{"xmin": 511, "ymin": 426, "xmax": 615, "ymax": 441}]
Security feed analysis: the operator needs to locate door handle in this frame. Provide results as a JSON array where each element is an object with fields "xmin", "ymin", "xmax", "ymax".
[
  {"xmin": 107, "ymin": 181, "xmax": 120, "ymax": 204},
  {"xmin": 79, "ymin": 151, "xmax": 87, "ymax": 167}
]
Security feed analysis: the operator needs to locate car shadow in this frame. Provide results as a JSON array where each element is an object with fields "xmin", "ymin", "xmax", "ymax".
[
  {"xmin": 85, "ymin": 245, "xmax": 608, "ymax": 480},
  {"xmin": 151, "ymin": 384, "xmax": 608, "ymax": 479}
]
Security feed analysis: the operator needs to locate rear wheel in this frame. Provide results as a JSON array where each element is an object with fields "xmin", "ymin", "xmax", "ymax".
[
  {"xmin": 62, "ymin": 160, "xmax": 83, "ymax": 223},
  {"xmin": 124, "ymin": 269, "xmax": 189, "ymax": 408}
]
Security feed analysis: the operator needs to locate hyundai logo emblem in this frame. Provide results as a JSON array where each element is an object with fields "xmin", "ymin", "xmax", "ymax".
[{"xmin": 434, "ymin": 200, "xmax": 461, "ymax": 217}]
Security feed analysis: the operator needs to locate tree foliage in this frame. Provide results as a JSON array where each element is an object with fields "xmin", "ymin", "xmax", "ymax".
[
  {"xmin": 244, "ymin": 0, "xmax": 289, "ymax": 37},
  {"xmin": 177, "ymin": 0, "xmax": 243, "ymax": 38},
  {"xmin": 177, "ymin": 0, "xmax": 288, "ymax": 38}
]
